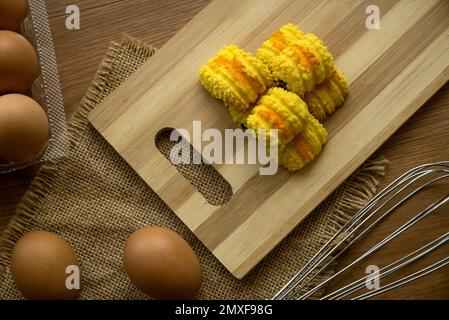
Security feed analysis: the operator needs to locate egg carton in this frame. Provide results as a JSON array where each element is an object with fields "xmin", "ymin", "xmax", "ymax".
[{"xmin": 0, "ymin": 0, "xmax": 69, "ymax": 174}]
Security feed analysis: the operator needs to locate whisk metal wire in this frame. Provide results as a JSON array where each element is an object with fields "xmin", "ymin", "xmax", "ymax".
[
  {"xmin": 354, "ymin": 255, "xmax": 449, "ymax": 300},
  {"xmin": 273, "ymin": 162, "xmax": 449, "ymax": 300},
  {"xmin": 324, "ymin": 232, "xmax": 449, "ymax": 300}
]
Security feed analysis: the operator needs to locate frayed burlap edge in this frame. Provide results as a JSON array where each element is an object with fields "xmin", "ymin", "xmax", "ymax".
[
  {"xmin": 0, "ymin": 34, "xmax": 156, "ymax": 282},
  {"xmin": 0, "ymin": 34, "xmax": 389, "ymax": 293}
]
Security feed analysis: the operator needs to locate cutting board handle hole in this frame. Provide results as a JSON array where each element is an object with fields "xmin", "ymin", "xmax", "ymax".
[{"xmin": 155, "ymin": 128, "xmax": 233, "ymax": 206}]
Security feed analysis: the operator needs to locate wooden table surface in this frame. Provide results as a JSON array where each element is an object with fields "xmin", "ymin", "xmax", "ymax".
[{"xmin": 1, "ymin": 0, "xmax": 448, "ymax": 299}]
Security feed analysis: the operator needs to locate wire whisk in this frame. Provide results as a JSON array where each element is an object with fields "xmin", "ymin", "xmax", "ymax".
[{"xmin": 273, "ymin": 161, "xmax": 449, "ymax": 300}]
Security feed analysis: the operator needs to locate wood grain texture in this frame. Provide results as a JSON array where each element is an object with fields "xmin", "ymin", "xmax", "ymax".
[
  {"xmin": 45, "ymin": 0, "xmax": 118, "ymax": 18},
  {"xmin": 50, "ymin": 0, "xmax": 211, "ymax": 115},
  {"xmin": 88, "ymin": 0, "xmax": 449, "ymax": 278},
  {"xmin": 0, "ymin": 0, "xmax": 448, "ymax": 298}
]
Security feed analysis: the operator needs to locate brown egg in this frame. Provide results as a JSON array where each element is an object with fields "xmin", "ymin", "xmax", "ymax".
[
  {"xmin": 0, "ymin": 0, "xmax": 29, "ymax": 31},
  {"xmin": 123, "ymin": 227, "xmax": 203, "ymax": 300},
  {"xmin": 0, "ymin": 30, "xmax": 39, "ymax": 93},
  {"xmin": 0, "ymin": 94, "xmax": 49, "ymax": 162},
  {"xmin": 10, "ymin": 231, "xmax": 82, "ymax": 300}
]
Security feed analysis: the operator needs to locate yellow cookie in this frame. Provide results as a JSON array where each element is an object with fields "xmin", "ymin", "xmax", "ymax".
[
  {"xmin": 279, "ymin": 116, "xmax": 328, "ymax": 171},
  {"xmin": 246, "ymin": 87, "xmax": 311, "ymax": 146},
  {"xmin": 271, "ymin": 33, "xmax": 335, "ymax": 97},
  {"xmin": 256, "ymin": 23, "xmax": 305, "ymax": 66},
  {"xmin": 303, "ymin": 33, "xmax": 334, "ymax": 84},
  {"xmin": 199, "ymin": 45, "xmax": 273, "ymax": 112},
  {"xmin": 304, "ymin": 69, "xmax": 349, "ymax": 121}
]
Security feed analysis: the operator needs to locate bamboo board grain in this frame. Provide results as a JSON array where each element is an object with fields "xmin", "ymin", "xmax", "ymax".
[{"xmin": 88, "ymin": 0, "xmax": 449, "ymax": 278}]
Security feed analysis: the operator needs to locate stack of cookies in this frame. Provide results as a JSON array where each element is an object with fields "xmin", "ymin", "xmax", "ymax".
[{"xmin": 199, "ymin": 23, "xmax": 349, "ymax": 172}]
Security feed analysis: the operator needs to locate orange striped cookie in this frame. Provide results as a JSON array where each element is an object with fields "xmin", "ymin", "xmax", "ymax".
[
  {"xmin": 304, "ymin": 69, "xmax": 349, "ymax": 121},
  {"xmin": 271, "ymin": 33, "xmax": 335, "ymax": 97},
  {"xmin": 279, "ymin": 116, "xmax": 328, "ymax": 171},
  {"xmin": 256, "ymin": 23, "xmax": 305, "ymax": 66},
  {"xmin": 246, "ymin": 87, "xmax": 311, "ymax": 147},
  {"xmin": 199, "ymin": 45, "xmax": 273, "ymax": 112}
]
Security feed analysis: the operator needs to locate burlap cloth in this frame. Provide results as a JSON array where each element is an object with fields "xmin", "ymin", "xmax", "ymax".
[{"xmin": 0, "ymin": 35, "xmax": 389, "ymax": 300}]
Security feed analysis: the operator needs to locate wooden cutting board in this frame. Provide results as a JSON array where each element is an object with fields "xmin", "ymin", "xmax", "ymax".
[{"xmin": 89, "ymin": 0, "xmax": 449, "ymax": 278}]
